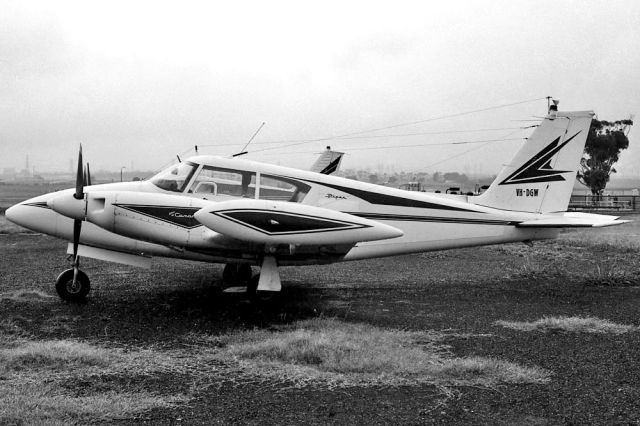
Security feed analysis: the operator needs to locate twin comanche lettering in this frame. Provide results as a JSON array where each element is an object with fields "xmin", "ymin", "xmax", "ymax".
[
  {"xmin": 515, "ymin": 188, "xmax": 539, "ymax": 197},
  {"xmin": 169, "ymin": 211, "xmax": 194, "ymax": 218}
]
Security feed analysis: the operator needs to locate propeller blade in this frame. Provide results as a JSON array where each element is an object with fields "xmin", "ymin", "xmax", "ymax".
[
  {"xmin": 74, "ymin": 144, "xmax": 84, "ymax": 200},
  {"xmin": 86, "ymin": 163, "xmax": 92, "ymax": 186}
]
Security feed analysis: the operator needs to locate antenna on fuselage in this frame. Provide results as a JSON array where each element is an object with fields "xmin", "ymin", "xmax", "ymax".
[{"xmin": 233, "ymin": 122, "xmax": 265, "ymax": 157}]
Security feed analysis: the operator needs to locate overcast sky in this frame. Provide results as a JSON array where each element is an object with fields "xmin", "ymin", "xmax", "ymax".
[{"xmin": 2, "ymin": 0, "xmax": 639, "ymax": 176}]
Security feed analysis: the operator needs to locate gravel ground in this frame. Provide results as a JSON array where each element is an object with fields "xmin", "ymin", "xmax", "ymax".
[{"xmin": 2, "ymin": 218, "xmax": 640, "ymax": 424}]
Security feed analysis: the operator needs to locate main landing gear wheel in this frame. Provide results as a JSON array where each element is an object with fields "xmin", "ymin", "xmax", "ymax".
[
  {"xmin": 55, "ymin": 268, "xmax": 90, "ymax": 302},
  {"xmin": 222, "ymin": 263, "xmax": 252, "ymax": 287}
]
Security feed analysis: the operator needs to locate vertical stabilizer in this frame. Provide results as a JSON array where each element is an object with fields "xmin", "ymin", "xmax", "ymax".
[
  {"xmin": 474, "ymin": 109, "xmax": 594, "ymax": 213},
  {"xmin": 311, "ymin": 147, "xmax": 344, "ymax": 175}
]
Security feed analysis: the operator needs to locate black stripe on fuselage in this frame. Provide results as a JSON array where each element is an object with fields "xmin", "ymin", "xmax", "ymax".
[
  {"xmin": 298, "ymin": 178, "xmax": 479, "ymax": 212},
  {"xmin": 348, "ymin": 212, "xmax": 520, "ymax": 226}
]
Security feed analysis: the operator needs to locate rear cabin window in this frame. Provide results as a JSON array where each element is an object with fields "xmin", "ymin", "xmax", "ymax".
[
  {"xmin": 190, "ymin": 166, "xmax": 256, "ymax": 198},
  {"xmin": 259, "ymin": 175, "xmax": 310, "ymax": 203}
]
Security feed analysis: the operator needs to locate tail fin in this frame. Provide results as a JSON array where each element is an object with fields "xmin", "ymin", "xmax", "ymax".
[
  {"xmin": 474, "ymin": 109, "xmax": 594, "ymax": 213},
  {"xmin": 311, "ymin": 147, "xmax": 344, "ymax": 175}
]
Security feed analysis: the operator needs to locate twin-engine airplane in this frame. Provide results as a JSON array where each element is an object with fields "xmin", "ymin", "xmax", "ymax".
[{"xmin": 6, "ymin": 106, "xmax": 628, "ymax": 302}]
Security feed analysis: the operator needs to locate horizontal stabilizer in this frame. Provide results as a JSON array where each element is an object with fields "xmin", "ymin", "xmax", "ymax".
[
  {"xmin": 516, "ymin": 212, "xmax": 630, "ymax": 228},
  {"xmin": 194, "ymin": 199, "xmax": 403, "ymax": 245}
]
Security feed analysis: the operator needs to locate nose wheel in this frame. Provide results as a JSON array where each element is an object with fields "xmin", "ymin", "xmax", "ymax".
[{"xmin": 55, "ymin": 268, "xmax": 91, "ymax": 302}]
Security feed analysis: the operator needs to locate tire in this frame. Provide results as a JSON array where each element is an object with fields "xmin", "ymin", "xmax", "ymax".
[
  {"xmin": 222, "ymin": 263, "xmax": 236, "ymax": 285},
  {"xmin": 246, "ymin": 274, "xmax": 259, "ymax": 298},
  {"xmin": 222, "ymin": 263, "xmax": 253, "ymax": 286},
  {"xmin": 55, "ymin": 268, "xmax": 90, "ymax": 302},
  {"xmin": 237, "ymin": 264, "xmax": 253, "ymax": 284}
]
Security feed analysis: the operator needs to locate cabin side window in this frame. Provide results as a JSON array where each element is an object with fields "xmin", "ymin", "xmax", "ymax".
[
  {"xmin": 150, "ymin": 162, "xmax": 198, "ymax": 193},
  {"xmin": 190, "ymin": 166, "xmax": 256, "ymax": 198},
  {"xmin": 259, "ymin": 175, "xmax": 310, "ymax": 203}
]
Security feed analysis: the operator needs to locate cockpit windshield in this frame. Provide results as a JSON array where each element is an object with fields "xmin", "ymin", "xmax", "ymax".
[{"xmin": 150, "ymin": 162, "xmax": 198, "ymax": 193}]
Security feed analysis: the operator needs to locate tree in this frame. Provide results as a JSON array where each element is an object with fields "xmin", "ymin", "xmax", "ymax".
[
  {"xmin": 443, "ymin": 172, "xmax": 470, "ymax": 183},
  {"xmin": 577, "ymin": 118, "xmax": 633, "ymax": 196}
]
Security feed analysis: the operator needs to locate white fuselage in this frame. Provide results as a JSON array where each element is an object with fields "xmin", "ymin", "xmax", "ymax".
[{"xmin": 6, "ymin": 156, "xmax": 559, "ymax": 267}]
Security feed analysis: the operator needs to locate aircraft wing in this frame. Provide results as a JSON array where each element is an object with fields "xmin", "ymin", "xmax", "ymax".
[
  {"xmin": 194, "ymin": 199, "xmax": 403, "ymax": 245},
  {"xmin": 516, "ymin": 212, "xmax": 630, "ymax": 228}
]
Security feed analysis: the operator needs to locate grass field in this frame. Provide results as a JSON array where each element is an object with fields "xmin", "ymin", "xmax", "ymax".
[{"xmin": 2, "ymin": 186, "xmax": 640, "ymax": 423}]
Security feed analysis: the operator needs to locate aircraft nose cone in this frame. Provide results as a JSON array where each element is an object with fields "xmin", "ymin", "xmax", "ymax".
[
  {"xmin": 4, "ymin": 201, "xmax": 41, "ymax": 230},
  {"xmin": 48, "ymin": 193, "xmax": 86, "ymax": 220},
  {"xmin": 5, "ymin": 204, "xmax": 19, "ymax": 225}
]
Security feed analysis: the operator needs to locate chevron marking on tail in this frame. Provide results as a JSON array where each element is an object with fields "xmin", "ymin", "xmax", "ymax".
[{"xmin": 499, "ymin": 131, "xmax": 581, "ymax": 185}]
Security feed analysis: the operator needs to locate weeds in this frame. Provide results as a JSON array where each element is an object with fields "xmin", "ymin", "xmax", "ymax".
[
  {"xmin": 0, "ymin": 319, "xmax": 33, "ymax": 341},
  {"xmin": 3, "ymin": 318, "xmax": 545, "ymax": 423},
  {"xmin": 583, "ymin": 263, "xmax": 640, "ymax": 287},
  {"xmin": 0, "ymin": 333, "xmax": 188, "ymax": 424},
  {"xmin": 215, "ymin": 318, "xmax": 550, "ymax": 388},
  {"xmin": 0, "ymin": 340, "xmax": 111, "ymax": 374},
  {"xmin": 495, "ymin": 316, "xmax": 638, "ymax": 334},
  {"xmin": 0, "ymin": 289, "xmax": 55, "ymax": 302},
  {"xmin": 503, "ymin": 253, "xmax": 568, "ymax": 281},
  {"xmin": 0, "ymin": 384, "xmax": 185, "ymax": 425},
  {"xmin": 558, "ymin": 234, "xmax": 640, "ymax": 254}
]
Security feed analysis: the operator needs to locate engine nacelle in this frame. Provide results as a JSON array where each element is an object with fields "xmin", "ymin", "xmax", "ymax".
[
  {"xmin": 194, "ymin": 199, "xmax": 403, "ymax": 246},
  {"xmin": 83, "ymin": 191, "xmax": 213, "ymax": 248}
]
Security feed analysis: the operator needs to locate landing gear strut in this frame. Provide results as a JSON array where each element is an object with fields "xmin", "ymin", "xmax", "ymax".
[{"xmin": 247, "ymin": 256, "xmax": 281, "ymax": 301}]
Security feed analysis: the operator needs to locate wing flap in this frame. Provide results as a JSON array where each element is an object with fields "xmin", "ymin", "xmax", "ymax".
[
  {"xmin": 67, "ymin": 244, "xmax": 152, "ymax": 268},
  {"xmin": 516, "ymin": 212, "xmax": 630, "ymax": 228}
]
